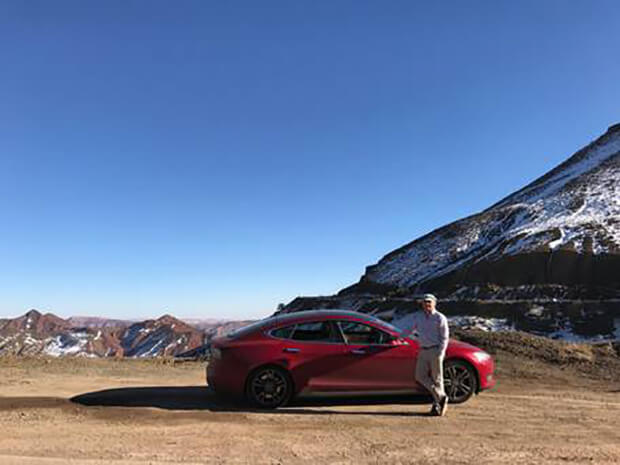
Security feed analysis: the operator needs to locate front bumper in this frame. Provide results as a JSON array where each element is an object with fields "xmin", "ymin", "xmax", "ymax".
[{"xmin": 478, "ymin": 357, "xmax": 496, "ymax": 391}]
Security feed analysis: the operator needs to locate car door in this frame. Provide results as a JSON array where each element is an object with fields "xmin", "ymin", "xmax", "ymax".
[
  {"xmin": 268, "ymin": 320, "xmax": 351, "ymax": 393},
  {"xmin": 334, "ymin": 320, "xmax": 418, "ymax": 392}
]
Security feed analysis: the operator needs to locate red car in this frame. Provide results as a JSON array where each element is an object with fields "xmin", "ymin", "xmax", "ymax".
[{"xmin": 207, "ymin": 310, "xmax": 495, "ymax": 408}]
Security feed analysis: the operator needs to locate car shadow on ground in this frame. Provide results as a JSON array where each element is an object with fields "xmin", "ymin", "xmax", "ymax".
[{"xmin": 70, "ymin": 386, "xmax": 433, "ymax": 417}]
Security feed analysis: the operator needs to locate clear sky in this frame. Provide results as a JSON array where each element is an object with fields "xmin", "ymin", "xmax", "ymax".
[{"xmin": 1, "ymin": 1, "xmax": 619, "ymax": 320}]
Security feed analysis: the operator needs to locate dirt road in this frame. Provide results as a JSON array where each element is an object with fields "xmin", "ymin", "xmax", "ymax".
[{"xmin": 0, "ymin": 356, "xmax": 618, "ymax": 464}]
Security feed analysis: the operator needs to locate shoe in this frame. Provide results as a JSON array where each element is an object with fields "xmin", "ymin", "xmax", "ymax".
[
  {"xmin": 438, "ymin": 396, "xmax": 448, "ymax": 416},
  {"xmin": 428, "ymin": 404, "xmax": 440, "ymax": 416}
]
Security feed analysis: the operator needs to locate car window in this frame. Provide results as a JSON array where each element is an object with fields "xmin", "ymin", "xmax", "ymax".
[
  {"xmin": 337, "ymin": 321, "xmax": 391, "ymax": 345},
  {"xmin": 289, "ymin": 321, "xmax": 342, "ymax": 343},
  {"xmin": 369, "ymin": 317, "xmax": 407, "ymax": 336},
  {"xmin": 269, "ymin": 325, "xmax": 295, "ymax": 339},
  {"xmin": 227, "ymin": 319, "xmax": 269, "ymax": 339}
]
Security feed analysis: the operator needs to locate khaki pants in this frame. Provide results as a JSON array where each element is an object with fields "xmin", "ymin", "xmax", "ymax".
[{"xmin": 415, "ymin": 347, "xmax": 445, "ymax": 405}]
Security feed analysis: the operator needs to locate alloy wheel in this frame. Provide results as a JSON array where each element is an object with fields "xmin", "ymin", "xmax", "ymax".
[
  {"xmin": 444, "ymin": 360, "xmax": 477, "ymax": 404},
  {"xmin": 248, "ymin": 367, "xmax": 291, "ymax": 408}
]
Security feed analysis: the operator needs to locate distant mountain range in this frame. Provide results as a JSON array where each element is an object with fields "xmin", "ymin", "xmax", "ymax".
[
  {"xmin": 280, "ymin": 124, "xmax": 620, "ymax": 342},
  {"xmin": 0, "ymin": 310, "xmax": 253, "ymax": 357}
]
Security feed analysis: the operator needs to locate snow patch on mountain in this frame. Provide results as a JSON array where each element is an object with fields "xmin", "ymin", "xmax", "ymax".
[
  {"xmin": 448, "ymin": 316, "xmax": 514, "ymax": 332},
  {"xmin": 44, "ymin": 331, "xmax": 92, "ymax": 357},
  {"xmin": 496, "ymin": 130, "xmax": 620, "ymax": 207},
  {"xmin": 389, "ymin": 312, "xmax": 618, "ymax": 342},
  {"xmin": 391, "ymin": 312, "xmax": 513, "ymax": 334},
  {"xmin": 365, "ymin": 127, "xmax": 620, "ymax": 288},
  {"xmin": 544, "ymin": 321, "xmax": 620, "ymax": 344},
  {"xmin": 138, "ymin": 338, "xmax": 165, "ymax": 357}
]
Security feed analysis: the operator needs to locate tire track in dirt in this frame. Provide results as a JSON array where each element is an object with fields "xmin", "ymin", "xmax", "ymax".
[
  {"xmin": 486, "ymin": 393, "xmax": 620, "ymax": 406},
  {"xmin": 0, "ymin": 456, "xmax": 207, "ymax": 465}
]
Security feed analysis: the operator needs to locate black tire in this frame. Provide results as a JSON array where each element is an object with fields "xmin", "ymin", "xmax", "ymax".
[
  {"xmin": 245, "ymin": 365, "xmax": 293, "ymax": 409},
  {"xmin": 444, "ymin": 359, "xmax": 478, "ymax": 404}
]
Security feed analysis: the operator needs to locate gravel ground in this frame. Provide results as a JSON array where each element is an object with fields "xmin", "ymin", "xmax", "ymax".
[{"xmin": 0, "ymin": 350, "xmax": 618, "ymax": 464}]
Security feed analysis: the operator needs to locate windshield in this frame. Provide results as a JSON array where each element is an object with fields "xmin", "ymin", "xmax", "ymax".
[{"xmin": 367, "ymin": 314, "xmax": 407, "ymax": 336}]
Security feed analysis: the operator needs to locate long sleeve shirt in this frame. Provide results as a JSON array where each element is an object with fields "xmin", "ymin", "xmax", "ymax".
[{"xmin": 409, "ymin": 310, "xmax": 449, "ymax": 353}]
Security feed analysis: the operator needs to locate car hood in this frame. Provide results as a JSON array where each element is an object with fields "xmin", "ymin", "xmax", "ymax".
[
  {"xmin": 447, "ymin": 339, "xmax": 481, "ymax": 351},
  {"xmin": 404, "ymin": 337, "xmax": 479, "ymax": 351}
]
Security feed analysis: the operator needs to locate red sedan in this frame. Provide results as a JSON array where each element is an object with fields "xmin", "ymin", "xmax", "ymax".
[{"xmin": 207, "ymin": 310, "xmax": 496, "ymax": 408}]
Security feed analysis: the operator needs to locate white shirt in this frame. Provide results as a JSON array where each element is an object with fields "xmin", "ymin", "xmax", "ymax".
[{"xmin": 409, "ymin": 310, "xmax": 449, "ymax": 353}]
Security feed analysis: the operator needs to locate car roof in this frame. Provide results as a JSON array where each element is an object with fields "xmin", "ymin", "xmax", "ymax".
[
  {"xmin": 225, "ymin": 309, "xmax": 403, "ymax": 340},
  {"xmin": 267, "ymin": 310, "xmax": 405, "ymax": 335},
  {"xmin": 272, "ymin": 309, "xmax": 372, "ymax": 323}
]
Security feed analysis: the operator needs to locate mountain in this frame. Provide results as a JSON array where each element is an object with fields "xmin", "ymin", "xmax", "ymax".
[
  {"xmin": 0, "ymin": 311, "xmax": 252, "ymax": 357},
  {"xmin": 0, "ymin": 310, "xmax": 112, "ymax": 357},
  {"xmin": 119, "ymin": 314, "xmax": 205, "ymax": 357},
  {"xmin": 1, "ymin": 309, "xmax": 70, "ymax": 336},
  {"xmin": 280, "ymin": 125, "xmax": 620, "ymax": 342},
  {"xmin": 0, "ymin": 310, "xmax": 73, "ymax": 356},
  {"xmin": 354, "ymin": 123, "xmax": 620, "ymax": 297}
]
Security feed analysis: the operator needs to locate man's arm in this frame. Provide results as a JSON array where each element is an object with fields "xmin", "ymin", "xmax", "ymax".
[
  {"xmin": 438, "ymin": 315, "xmax": 449, "ymax": 353},
  {"xmin": 408, "ymin": 312, "xmax": 419, "ymax": 336}
]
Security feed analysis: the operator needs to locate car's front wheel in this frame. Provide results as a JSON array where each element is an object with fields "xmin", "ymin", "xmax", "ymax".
[
  {"xmin": 444, "ymin": 359, "xmax": 478, "ymax": 404},
  {"xmin": 246, "ymin": 366, "xmax": 292, "ymax": 409}
]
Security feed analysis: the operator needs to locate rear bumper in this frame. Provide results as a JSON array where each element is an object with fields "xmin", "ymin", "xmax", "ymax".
[
  {"xmin": 206, "ymin": 363, "xmax": 215, "ymax": 387},
  {"xmin": 206, "ymin": 359, "xmax": 245, "ymax": 397}
]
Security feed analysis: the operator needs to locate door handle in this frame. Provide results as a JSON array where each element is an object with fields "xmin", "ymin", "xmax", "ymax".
[
  {"xmin": 283, "ymin": 348, "xmax": 300, "ymax": 353},
  {"xmin": 350, "ymin": 349, "xmax": 366, "ymax": 355}
]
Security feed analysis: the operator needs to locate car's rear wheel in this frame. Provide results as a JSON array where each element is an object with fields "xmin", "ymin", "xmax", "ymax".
[
  {"xmin": 444, "ymin": 359, "xmax": 478, "ymax": 404},
  {"xmin": 246, "ymin": 366, "xmax": 292, "ymax": 409}
]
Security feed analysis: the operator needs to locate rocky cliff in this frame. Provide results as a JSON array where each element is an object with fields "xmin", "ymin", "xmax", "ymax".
[{"xmin": 281, "ymin": 125, "xmax": 620, "ymax": 341}]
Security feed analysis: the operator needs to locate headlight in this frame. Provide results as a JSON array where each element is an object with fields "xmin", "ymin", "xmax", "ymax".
[
  {"xmin": 472, "ymin": 351, "xmax": 490, "ymax": 363},
  {"xmin": 211, "ymin": 348, "xmax": 222, "ymax": 360}
]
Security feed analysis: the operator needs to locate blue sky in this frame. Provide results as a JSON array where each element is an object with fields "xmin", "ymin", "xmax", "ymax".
[{"xmin": 1, "ymin": 1, "xmax": 619, "ymax": 320}]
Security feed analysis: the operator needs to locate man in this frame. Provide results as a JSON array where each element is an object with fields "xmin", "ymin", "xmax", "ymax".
[{"xmin": 410, "ymin": 293, "xmax": 449, "ymax": 416}]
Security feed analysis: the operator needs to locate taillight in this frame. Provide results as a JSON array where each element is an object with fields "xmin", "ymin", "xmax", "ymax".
[{"xmin": 211, "ymin": 347, "xmax": 222, "ymax": 360}]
